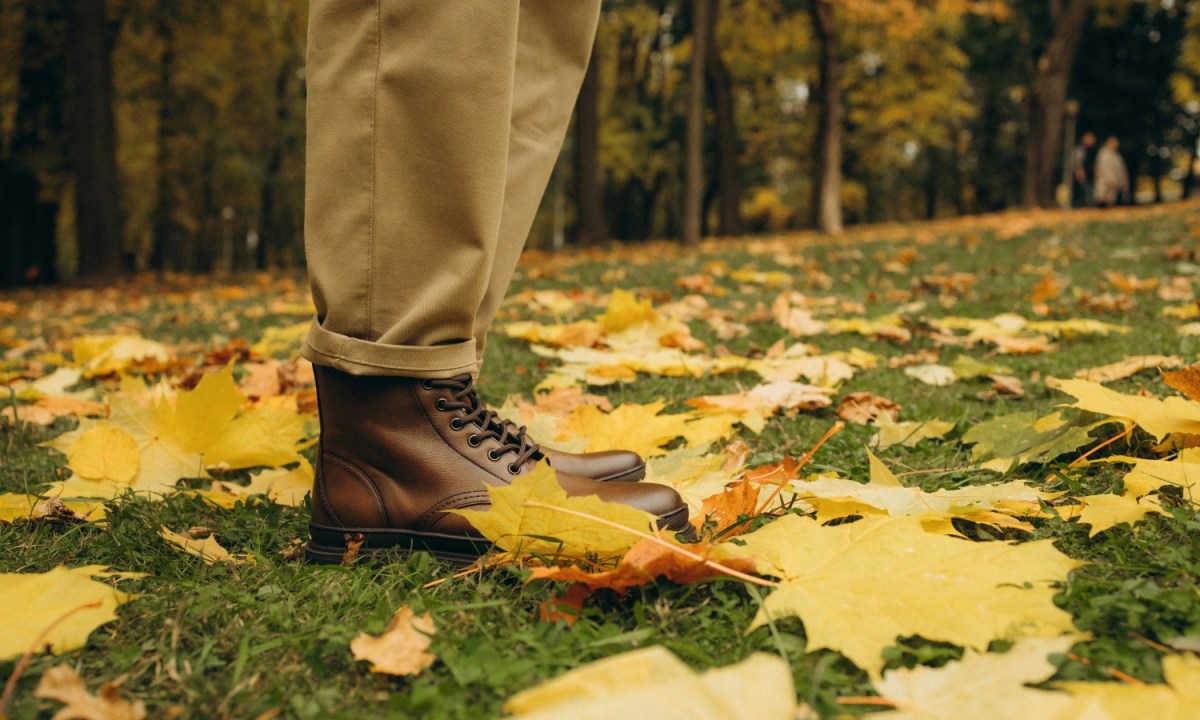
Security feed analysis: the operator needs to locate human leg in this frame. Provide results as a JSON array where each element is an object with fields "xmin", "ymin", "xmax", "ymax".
[{"xmin": 301, "ymin": 0, "xmax": 687, "ymax": 562}]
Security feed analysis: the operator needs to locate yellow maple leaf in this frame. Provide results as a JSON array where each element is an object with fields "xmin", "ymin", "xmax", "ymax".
[
  {"xmin": 1075, "ymin": 493, "xmax": 1165, "ymax": 537},
  {"xmin": 597, "ymin": 289, "xmax": 657, "ymax": 333},
  {"xmin": 72, "ymin": 335, "xmax": 171, "ymax": 377},
  {"xmin": 159, "ymin": 526, "xmax": 252, "ymax": 565},
  {"xmin": 1073, "ymin": 355, "xmax": 1183, "ymax": 383},
  {"xmin": 452, "ymin": 463, "xmax": 655, "ymax": 560},
  {"xmin": 715, "ymin": 514, "xmax": 1083, "ymax": 678},
  {"xmin": 873, "ymin": 416, "xmax": 955, "ymax": 449},
  {"xmin": 68, "ymin": 426, "xmax": 140, "ymax": 484},
  {"xmin": 646, "ymin": 446, "xmax": 745, "ymax": 513},
  {"xmin": 1110, "ymin": 450, "xmax": 1200, "ymax": 507},
  {"xmin": 503, "ymin": 646, "xmax": 799, "ymax": 720},
  {"xmin": 45, "ymin": 365, "xmax": 307, "ymax": 498},
  {"xmin": 0, "ymin": 565, "xmax": 141, "ymax": 660},
  {"xmin": 563, "ymin": 401, "xmax": 690, "ymax": 458},
  {"xmin": 1057, "ymin": 654, "xmax": 1200, "ymax": 719},
  {"xmin": 35, "ymin": 665, "xmax": 147, "ymax": 720},
  {"xmin": 790, "ymin": 452, "xmax": 1055, "ymax": 531},
  {"xmin": 871, "ymin": 636, "xmax": 1083, "ymax": 720},
  {"xmin": 1053, "ymin": 378, "xmax": 1200, "ymax": 441},
  {"xmin": 349, "ymin": 606, "xmax": 437, "ymax": 676}
]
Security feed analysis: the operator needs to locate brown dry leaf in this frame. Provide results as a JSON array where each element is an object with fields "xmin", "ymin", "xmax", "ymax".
[
  {"xmin": 686, "ymin": 382, "xmax": 833, "ymax": 415},
  {"xmin": 240, "ymin": 360, "xmax": 283, "ymax": 400},
  {"xmin": 698, "ymin": 478, "xmax": 761, "ymax": 536},
  {"xmin": 1163, "ymin": 361, "xmax": 1200, "ymax": 402},
  {"xmin": 1074, "ymin": 355, "xmax": 1183, "ymax": 383},
  {"xmin": 537, "ymin": 584, "xmax": 590, "ymax": 627},
  {"xmin": 1, "ymin": 395, "xmax": 107, "ymax": 426},
  {"xmin": 349, "ymin": 606, "xmax": 437, "ymax": 676},
  {"xmin": 527, "ymin": 535, "xmax": 757, "ymax": 592},
  {"xmin": 1105, "ymin": 270, "xmax": 1158, "ymax": 294},
  {"xmin": 990, "ymin": 374, "xmax": 1026, "ymax": 397},
  {"xmin": 1028, "ymin": 273, "xmax": 1064, "ymax": 304},
  {"xmin": 35, "ymin": 665, "xmax": 147, "ymax": 720},
  {"xmin": 836, "ymin": 392, "xmax": 900, "ymax": 424},
  {"xmin": 887, "ymin": 349, "xmax": 941, "ymax": 369}
]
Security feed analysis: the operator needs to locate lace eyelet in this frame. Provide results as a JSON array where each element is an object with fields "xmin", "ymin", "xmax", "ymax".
[
  {"xmin": 435, "ymin": 399, "xmax": 448, "ymax": 411},
  {"xmin": 467, "ymin": 434, "xmax": 480, "ymax": 447},
  {"xmin": 488, "ymin": 449, "xmax": 502, "ymax": 461},
  {"xmin": 449, "ymin": 418, "xmax": 463, "ymax": 431},
  {"xmin": 507, "ymin": 464, "xmax": 520, "ymax": 475},
  {"xmin": 421, "ymin": 380, "xmax": 434, "ymax": 390}
]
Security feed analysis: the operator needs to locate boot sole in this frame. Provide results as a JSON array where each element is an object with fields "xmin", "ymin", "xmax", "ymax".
[{"xmin": 307, "ymin": 505, "xmax": 693, "ymax": 566}]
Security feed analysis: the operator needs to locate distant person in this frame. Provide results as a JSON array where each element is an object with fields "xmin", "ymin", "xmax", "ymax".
[
  {"xmin": 1094, "ymin": 136, "xmax": 1130, "ymax": 208},
  {"xmin": 1071, "ymin": 132, "xmax": 1097, "ymax": 207}
]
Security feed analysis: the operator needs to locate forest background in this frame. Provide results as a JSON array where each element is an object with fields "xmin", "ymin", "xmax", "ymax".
[{"xmin": 3, "ymin": 0, "xmax": 1200, "ymax": 287}]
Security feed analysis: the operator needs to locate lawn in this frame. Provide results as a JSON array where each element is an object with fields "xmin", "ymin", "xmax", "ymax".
[{"xmin": 2, "ymin": 204, "xmax": 1199, "ymax": 718}]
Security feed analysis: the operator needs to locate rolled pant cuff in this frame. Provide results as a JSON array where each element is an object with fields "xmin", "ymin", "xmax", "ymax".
[{"xmin": 301, "ymin": 318, "xmax": 478, "ymax": 378}]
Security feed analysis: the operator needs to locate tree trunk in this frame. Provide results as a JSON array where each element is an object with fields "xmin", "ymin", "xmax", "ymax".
[
  {"xmin": 574, "ymin": 42, "xmax": 605, "ymax": 246},
  {"xmin": 0, "ymin": 0, "xmax": 67, "ymax": 288},
  {"xmin": 810, "ymin": 0, "xmax": 843, "ymax": 234},
  {"xmin": 706, "ymin": 0, "xmax": 744, "ymax": 237},
  {"xmin": 681, "ymin": 0, "xmax": 712, "ymax": 246},
  {"xmin": 1023, "ymin": 0, "xmax": 1090, "ymax": 208},
  {"xmin": 150, "ymin": 16, "xmax": 176, "ymax": 272},
  {"xmin": 67, "ymin": 0, "xmax": 123, "ymax": 279}
]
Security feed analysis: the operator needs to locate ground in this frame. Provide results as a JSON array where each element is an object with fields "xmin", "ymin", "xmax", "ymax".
[{"xmin": 2, "ymin": 204, "xmax": 1199, "ymax": 718}]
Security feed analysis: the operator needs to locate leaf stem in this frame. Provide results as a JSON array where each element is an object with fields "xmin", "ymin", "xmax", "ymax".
[
  {"xmin": 754, "ymin": 421, "xmax": 843, "ymax": 516},
  {"xmin": 1069, "ymin": 424, "xmax": 1134, "ymax": 468},
  {"xmin": 521, "ymin": 500, "xmax": 777, "ymax": 588},
  {"xmin": 837, "ymin": 697, "xmax": 898, "ymax": 706}
]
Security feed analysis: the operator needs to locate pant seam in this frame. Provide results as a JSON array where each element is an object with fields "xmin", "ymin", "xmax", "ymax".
[{"xmin": 366, "ymin": 0, "xmax": 381, "ymax": 338}]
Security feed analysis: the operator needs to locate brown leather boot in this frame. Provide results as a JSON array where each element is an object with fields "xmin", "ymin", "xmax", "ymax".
[
  {"xmin": 306, "ymin": 365, "xmax": 690, "ymax": 564},
  {"xmin": 530, "ymin": 439, "xmax": 643, "ymax": 482}
]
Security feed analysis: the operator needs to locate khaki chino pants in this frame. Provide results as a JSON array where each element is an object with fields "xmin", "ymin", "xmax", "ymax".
[{"xmin": 301, "ymin": 0, "xmax": 602, "ymax": 378}]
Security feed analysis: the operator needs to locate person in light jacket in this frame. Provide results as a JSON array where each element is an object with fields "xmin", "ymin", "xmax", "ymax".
[{"xmin": 1093, "ymin": 136, "xmax": 1130, "ymax": 207}]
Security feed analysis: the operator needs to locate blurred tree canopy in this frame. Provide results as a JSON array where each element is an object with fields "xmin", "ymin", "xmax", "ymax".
[{"xmin": 1, "ymin": 0, "xmax": 1197, "ymax": 285}]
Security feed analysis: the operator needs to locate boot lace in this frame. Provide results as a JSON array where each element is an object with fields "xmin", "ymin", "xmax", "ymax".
[{"xmin": 424, "ymin": 376, "xmax": 542, "ymax": 474}]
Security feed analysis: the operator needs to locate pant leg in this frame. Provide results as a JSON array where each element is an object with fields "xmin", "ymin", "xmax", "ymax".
[
  {"xmin": 471, "ymin": 0, "xmax": 603, "ymax": 367},
  {"xmin": 302, "ymin": 0, "xmax": 521, "ymax": 378}
]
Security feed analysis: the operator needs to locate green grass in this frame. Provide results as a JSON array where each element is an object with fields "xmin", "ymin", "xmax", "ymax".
[{"xmin": 3, "ymin": 205, "xmax": 1200, "ymax": 718}]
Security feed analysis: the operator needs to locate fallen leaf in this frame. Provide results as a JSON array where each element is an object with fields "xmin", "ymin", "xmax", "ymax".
[
  {"xmin": 68, "ymin": 427, "xmax": 140, "ymax": 484},
  {"xmin": 1075, "ymin": 493, "xmax": 1165, "ymax": 536},
  {"xmin": 0, "ymin": 565, "xmax": 140, "ymax": 660},
  {"xmin": 963, "ymin": 410, "xmax": 1108, "ymax": 472},
  {"xmin": 72, "ymin": 335, "xmax": 172, "ymax": 377},
  {"xmin": 453, "ymin": 463, "xmax": 656, "ymax": 560},
  {"xmin": 904, "ymin": 364, "xmax": 956, "ymax": 387},
  {"xmin": 503, "ymin": 646, "xmax": 798, "ymax": 720},
  {"xmin": 1053, "ymin": 378, "xmax": 1200, "ymax": 441},
  {"xmin": 1074, "ymin": 355, "xmax": 1183, "ymax": 383},
  {"xmin": 159, "ymin": 526, "xmax": 251, "ymax": 565},
  {"xmin": 1163, "ymin": 361, "xmax": 1200, "ymax": 402},
  {"xmin": 35, "ymin": 665, "xmax": 147, "ymax": 720},
  {"xmin": 349, "ymin": 606, "xmax": 437, "ymax": 676},
  {"xmin": 837, "ymin": 392, "xmax": 901, "ymax": 424},
  {"xmin": 1057, "ymin": 653, "xmax": 1200, "ymax": 719},
  {"xmin": 597, "ymin": 289, "xmax": 657, "ymax": 333},
  {"xmin": 715, "ymin": 514, "xmax": 1083, "ymax": 678},
  {"xmin": 871, "ymin": 636, "xmax": 1080, "ymax": 720},
  {"xmin": 873, "ymin": 416, "xmax": 955, "ymax": 449},
  {"xmin": 527, "ymin": 535, "xmax": 756, "ymax": 592},
  {"xmin": 989, "ymin": 374, "xmax": 1026, "ymax": 397}
]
